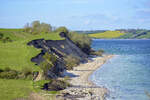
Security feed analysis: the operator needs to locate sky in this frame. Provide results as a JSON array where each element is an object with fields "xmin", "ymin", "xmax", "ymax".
[{"xmin": 0, "ymin": 0, "xmax": 150, "ymax": 30}]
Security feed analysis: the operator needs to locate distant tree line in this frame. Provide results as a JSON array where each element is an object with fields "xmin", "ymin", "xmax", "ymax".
[{"xmin": 76, "ymin": 30, "xmax": 108, "ymax": 34}]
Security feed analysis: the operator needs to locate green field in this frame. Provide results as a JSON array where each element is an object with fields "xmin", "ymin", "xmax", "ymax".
[
  {"xmin": 88, "ymin": 31, "xmax": 125, "ymax": 39},
  {"xmin": 0, "ymin": 79, "xmax": 33, "ymax": 100},
  {"xmin": 0, "ymin": 29, "xmax": 63, "ymax": 100}
]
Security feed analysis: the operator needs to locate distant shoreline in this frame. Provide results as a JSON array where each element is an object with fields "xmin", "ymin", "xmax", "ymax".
[
  {"xmin": 62, "ymin": 55, "xmax": 114, "ymax": 100},
  {"xmin": 92, "ymin": 38, "xmax": 150, "ymax": 40}
]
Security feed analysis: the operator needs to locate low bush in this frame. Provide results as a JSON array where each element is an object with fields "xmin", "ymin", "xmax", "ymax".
[
  {"xmin": 21, "ymin": 67, "xmax": 33, "ymax": 79},
  {"xmin": 0, "ymin": 69, "xmax": 3, "ymax": 73},
  {"xmin": 67, "ymin": 32, "xmax": 92, "ymax": 55},
  {"xmin": 0, "ymin": 70, "xmax": 18, "ymax": 79},
  {"xmin": 43, "ymin": 79, "xmax": 71, "ymax": 91},
  {"xmin": 40, "ymin": 52, "xmax": 57, "ymax": 78},
  {"xmin": 2, "ymin": 37, "xmax": 12, "ymax": 43},
  {"xmin": 0, "ymin": 32, "xmax": 12, "ymax": 43},
  {"xmin": 0, "ymin": 67, "xmax": 34, "ymax": 79},
  {"xmin": 33, "ymin": 80, "xmax": 50, "ymax": 92},
  {"xmin": 90, "ymin": 49, "xmax": 105, "ymax": 56},
  {"xmin": 0, "ymin": 33, "xmax": 4, "ymax": 39},
  {"xmin": 4, "ymin": 67, "xmax": 11, "ymax": 72},
  {"xmin": 97, "ymin": 49, "xmax": 105, "ymax": 53},
  {"xmin": 64, "ymin": 55, "xmax": 80, "ymax": 70},
  {"xmin": 24, "ymin": 20, "xmax": 52, "ymax": 34},
  {"xmin": 55, "ymin": 26, "xmax": 69, "ymax": 34}
]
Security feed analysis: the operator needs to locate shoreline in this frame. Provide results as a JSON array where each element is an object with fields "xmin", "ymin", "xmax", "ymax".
[{"xmin": 60, "ymin": 54, "xmax": 114, "ymax": 100}]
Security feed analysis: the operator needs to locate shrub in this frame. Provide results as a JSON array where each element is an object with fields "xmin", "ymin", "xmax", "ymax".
[
  {"xmin": 98, "ymin": 49, "xmax": 105, "ymax": 53},
  {"xmin": 21, "ymin": 67, "xmax": 33, "ymax": 79},
  {"xmin": 43, "ymin": 79, "xmax": 71, "ymax": 91},
  {"xmin": 90, "ymin": 49, "xmax": 105, "ymax": 56},
  {"xmin": 2, "ymin": 37, "xmax": 12, "ymax": 43},
  {"xmin": 0, "ymin": 69, "xmax": 3, "ymax": 73},
  {"xmin": 24, "ymin": 20, "xmax": 52, "ymax": 34},
  {"xmin": 40, "ymin": 52, "xmax": 57, "ymax": 78},
  {"xmin": 64, "ymin": 55, "xmax": 80, "ymax": 70},
  {"xmin": 4, "ymin": 67, "xmax": 11, "ymax": 72},
  {"xmin": 67, "ymin": 32, "xmax": 92, "ymax": 55},
  {"xmin": 0, "ymin": 70, "xmax": 18, "ymax": 79},
  {"xmin": 0, "ymin": 33, "xmax": 3, "ymax": 39},
  {"xmin": 0, "ymin": 67, "xmax": 34, "ymax": 79},
  {"xmin": 0, "ymin": 33, "xmax": 12, "ymax": 43},
  {"xmin": 0, "ymin": 67, "xmax": 19, "ymax": 79},
  {"xmin": 55, "ymin": 26, "xmax": 69, "ymax": 34}
]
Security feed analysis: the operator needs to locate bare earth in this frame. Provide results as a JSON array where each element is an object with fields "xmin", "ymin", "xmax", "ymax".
[{"xmin": 60, "ymin": 55, "xmax": 114, "ymax": 100}]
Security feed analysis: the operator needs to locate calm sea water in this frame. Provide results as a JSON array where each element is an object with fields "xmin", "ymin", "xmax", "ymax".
[{"xmin": 90, "ymin": 39, "xmax": 150, "ymax": 100}]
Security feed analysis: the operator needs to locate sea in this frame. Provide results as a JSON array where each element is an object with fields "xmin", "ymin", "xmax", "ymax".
[{"xmin": 90, "ymin": 39, "xmax": 150, "ymax": 100}]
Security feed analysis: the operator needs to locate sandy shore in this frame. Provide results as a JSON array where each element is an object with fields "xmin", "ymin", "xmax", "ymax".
[{"xmin": 59, "ymin": 55, "xmax": 114, "ymax": 100}]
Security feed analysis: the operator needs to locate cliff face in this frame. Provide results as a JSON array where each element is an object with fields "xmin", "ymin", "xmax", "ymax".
[{"xmin": 28, "ymin": 36, "xmax": 88, "ymax": 77}]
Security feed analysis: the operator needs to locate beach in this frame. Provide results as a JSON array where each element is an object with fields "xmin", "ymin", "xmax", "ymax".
[{"xmin": 59, "ymin": 55, "xmax": 114, "ymax": 100}]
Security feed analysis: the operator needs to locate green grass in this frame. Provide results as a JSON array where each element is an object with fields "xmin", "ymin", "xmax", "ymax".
[
  {"xmin": 0, "ymin": 28, "xmax": 63, "ymax": 100},
  {"xmin": 0, "ymin": 79, "xmax": 33, "ymax": 100},
  {"xmin": 88, "ymin": 31, "xmax": 125, "ymax": 39},
  {"xmin": 0, "ymin": 41, "xmax": 41, "ymax": 71},
  {"xmin": 0, "ymin": 29, "xmax": 64, "ymax": 70},
  {"xmin": 0, "ymin": 28, "xmax": 63, "ymax": 41}
]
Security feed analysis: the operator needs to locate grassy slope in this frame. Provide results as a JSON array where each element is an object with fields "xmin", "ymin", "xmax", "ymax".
[
  {"xmin": 137, "ymin": 32, "xmax": 150, "ymax": 39},
  {"xmin": 88, "ymin": 31, "xmax": 125, "ymax": 39},
  {"xmin": 0, "ymin": 29, "xmax": 63, "ymax": 100},
  {"xmin": 120, "ymin": 31, "xmax": 150, "ymax": 39}
]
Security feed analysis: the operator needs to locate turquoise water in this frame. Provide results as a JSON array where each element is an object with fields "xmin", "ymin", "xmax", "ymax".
[{"xmin": 90, "ymin": 39, "xmax": 150, "ymax": 100}]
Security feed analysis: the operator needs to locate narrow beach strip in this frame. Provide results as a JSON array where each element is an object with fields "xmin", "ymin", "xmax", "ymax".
[{"xmin": 61, "ymin": 55, "xmax": 114, "ymax": 100}]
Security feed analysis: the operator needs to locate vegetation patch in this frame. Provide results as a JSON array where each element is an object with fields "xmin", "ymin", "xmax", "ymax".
[
  {"xmin": 24, "ymin": 21, "xmax": 52, "ymax": 35},
  {"xmin": 68, "ymin": 31, "xmax": 92, "ymax": 54},
  {"xmin": 88, "ymin": 31, "xmax": 125, "ymax": 39},
  {"xmin": 118, "ymin": 29, "xmax": 150, "ymax": 39},
  {"xmin": 43, "ymin": 79, "xmax": 71, "ymax": 91},
  {"xmin": 0, "ymin": 67, "xmax": 33, "ymax": 80},
  {"xmin": 64, "ymin": 55, "xmax": 80, "ymax": 70},
  {"xmin": 0, "ymin": 27, "xmax": 64, "ymax": 100},
  {"xmin": 0, "ymin": 79, "xmax": 33, "ymax": 100},
  {"xmin": 90, "ymin": 49, "xmax": 105, "ymax": 56},
  {"xmin": 0, "ymin": 21, "xmax": 92, "ymax": 100},
  {"xmin": 0, "ymin": 32, "xmax": 12, "ymax": 43},
  {"xmin": 40, "ymin": 52, "xmax": 57, "ymax": 79}
]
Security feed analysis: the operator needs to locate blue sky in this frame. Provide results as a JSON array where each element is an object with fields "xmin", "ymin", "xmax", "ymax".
[{"xmin": 0, "ymin": 0, "xmax": 150, "ymax": 30}]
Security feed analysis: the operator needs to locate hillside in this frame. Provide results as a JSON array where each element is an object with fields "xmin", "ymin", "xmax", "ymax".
[
  {"xmin": 0, "ymin": 27, "xmax": 92, "ymax": 100},
  {"xmin": 88, "ymin": 29, "xmax": 150, "ymax": 39},
  {"xmin": 88, "ymin": 31, "xmax": 125, "ymax": 39},
  {"xmin": 0, "ymin": 28, "xmax": 65, "ymax": 100},
  {"xmin": 0, "ymin": 29, "xmax": 64, "ymax": 70},
  {"xmin": 118, "ymin": 29, "xmax": 150, "ymax": 39}
]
